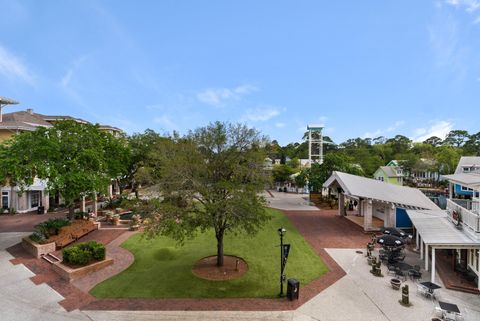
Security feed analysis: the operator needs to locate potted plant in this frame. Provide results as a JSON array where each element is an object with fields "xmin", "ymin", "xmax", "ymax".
[{"xmin": 390, "ymin": 278, "xmax": 401, "ymax": 290}]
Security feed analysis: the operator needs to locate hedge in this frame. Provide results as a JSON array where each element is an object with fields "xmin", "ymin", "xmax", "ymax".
[{"xmin": 63, "ymin": 241, "xmax": 106, "ymax": 266}]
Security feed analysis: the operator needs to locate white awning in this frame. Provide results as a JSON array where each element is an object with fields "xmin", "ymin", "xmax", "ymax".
[
  {"xmin": 323, "ymin": 171, "xmax": 440, "ymax": 210},
  {"xmin": 407, "ymin": 209, "xmax": 479, "ymax": 247},
  {"xmin": 442, "ymin": 173, "xmax": 480, "ymax": 190}
]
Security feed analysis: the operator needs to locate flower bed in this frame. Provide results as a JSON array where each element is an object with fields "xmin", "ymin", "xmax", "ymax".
[{"xmin": 52, "ymin": 240, "xmax": 113, "ymax": 282}]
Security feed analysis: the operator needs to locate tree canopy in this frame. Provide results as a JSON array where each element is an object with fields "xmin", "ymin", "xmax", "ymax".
[
  {"xmin": 0, "ymin": 120, "xmax": 130, "ymax": 217},
  {"xmin": 142, "ymin": 122, "xmax": 272, "ymax": 266}
]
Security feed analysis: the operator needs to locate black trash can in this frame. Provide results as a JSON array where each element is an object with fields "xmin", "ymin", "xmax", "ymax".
[
  {"xmin": 37, "ymin": 206, "xmax": 45, "ymax": 214},
  {"xmin": 287, "ymin": 278, "xmax": 300, "ymax": 300}
]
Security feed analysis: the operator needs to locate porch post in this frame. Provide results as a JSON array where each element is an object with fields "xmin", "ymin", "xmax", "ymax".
[
  {"xmin": 425, "ymin": 243, "xmax": 429, "ymax": 271},
  {"xmin": 338, "ymin": 193, "xmax": 345, "ymax": 217},
  {"xmin": 431, "ymin": 247, "xmax": 436, "ymax": 283},
  {"xmin": 364, "ymin": 199, "xmax": 373, "ymax": 231},
  {"xmin": 108, "ymin": 184, "xmax": 113, "ymax": 198},
  {"xmin": 449, "ymin": 182, "xmax": 453, "ymax": 199},
  {"xmin": 416, "ymin": 230, "xmax": 419, "ymax": 251},
  {"xmin": 420, "ymin": 237, "xmax": 423, "ymax": 259}
]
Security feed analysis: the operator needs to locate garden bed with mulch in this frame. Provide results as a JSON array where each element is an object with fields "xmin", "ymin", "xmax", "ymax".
[{"xmin": 192, "ymin": 255, "xmax": 248, "ymax": 281}]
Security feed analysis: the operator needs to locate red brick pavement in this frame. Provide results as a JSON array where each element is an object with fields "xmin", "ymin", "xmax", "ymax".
[
  {"xmin": 0, "ymin": 211, "xmax": 68, "ymax": 232},
  {"xmin": 7, "ymin": 208, "xmax": 370, "ymax": 311}
]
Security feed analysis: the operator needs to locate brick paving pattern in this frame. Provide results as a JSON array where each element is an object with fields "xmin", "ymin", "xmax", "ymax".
[{"xmin": 6, "ymin": 207, "xmax": 370, "ymax": 312}]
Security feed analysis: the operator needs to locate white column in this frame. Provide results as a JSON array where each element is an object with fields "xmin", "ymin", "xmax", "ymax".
[
  {"xmin": 420, "ymin": 238, "xmax": 424, "ymax": 259},
  {"xmin": 425, "ymin": 244, "xmax": 429, "ymax": 271},
  {"xmin": 338, "ymin": 193, "xmax": 345, "ymax": 217},
  {"xmin": 431, "ymin": 247, "xmax": 436, "ymax": 283},
  {"xmin": 416, "ymin": 230, "xmax": 419, "ymax": 251},
  {"xmin": 93, "ymin": 192, "xmax": 97, "ymax": 216},
  {"xmin": 364, "ymin": 199, "xmax": 373, "ymax": 231},
  {"xmin": 449, "ymin": 182, "xmax": 453, "ymax": 199},
  {"xmin": 80, "ymin": 196, "xmax": 86, "ymax": 212},
  {"xmin": 108, "ymin": 184, "xmax": 113, "ymax": 198}
]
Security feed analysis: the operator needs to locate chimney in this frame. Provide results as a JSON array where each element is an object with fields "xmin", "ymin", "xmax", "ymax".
[{"xmin": 26, "ymin": 108, "xmax": 33, "ymax": 115}]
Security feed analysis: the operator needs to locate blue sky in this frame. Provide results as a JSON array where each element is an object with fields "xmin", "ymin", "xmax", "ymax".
[{"xmin": 0, "ymin": 0, "xmax": 479, "ymax": 145}]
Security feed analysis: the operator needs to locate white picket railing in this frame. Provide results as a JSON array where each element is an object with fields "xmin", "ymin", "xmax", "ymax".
[{"xmin": 447, "ymin": 199, "xmax": 480, "ymax": 233}]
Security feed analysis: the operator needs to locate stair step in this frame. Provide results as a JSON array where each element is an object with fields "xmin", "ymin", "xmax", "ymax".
[
  {"xmin": 47, "ymin": 253, "xmax": 61, "ymax": 262},
  {"xmin": 41, "ymin": 253, "xmax": 60, "ymax": 264}
]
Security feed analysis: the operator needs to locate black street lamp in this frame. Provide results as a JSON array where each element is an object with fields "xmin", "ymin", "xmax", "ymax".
[{"xmin": 278, "ymin": 227, "xmax": 286, "ymax": 297}]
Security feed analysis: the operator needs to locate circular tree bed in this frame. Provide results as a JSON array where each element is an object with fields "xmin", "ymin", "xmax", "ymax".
[{"xmin": 192, "ymin": 255, "xmax": 248, "ymax": 281}]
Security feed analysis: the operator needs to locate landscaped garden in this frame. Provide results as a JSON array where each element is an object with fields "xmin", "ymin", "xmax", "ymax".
[{"xmin": 90, "ymin": 208, "xmax": 328, "ymax": 299}]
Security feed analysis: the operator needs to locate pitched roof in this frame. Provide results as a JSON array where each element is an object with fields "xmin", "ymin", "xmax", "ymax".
[
  {"xmin": 0, "ymin": 110, "xmax": 52, "ymax": 130},
  {"xmin": 378, "ymin": 166, "xmax": 402, "ymax": 177},
  {"xmin": 323, "ymin": 171, "xmax": 439, "ymax": 210},
  {"xmin": 443, "ymin": 172, "xmax": 480, "ymax": 189},
  {"xmin": 407, "ymin": 209, "xmax": 478, "ymax": 246},
  {"xmin": 455, "ymin": 156, "xmax": 480, "ymax": 174},
  {"xmin": 0, "ymin": 96, "xmax": 19, "ymax": 105}
]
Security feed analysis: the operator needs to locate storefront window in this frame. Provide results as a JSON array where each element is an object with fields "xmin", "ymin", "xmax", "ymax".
[
  {"xmin": 2, "ymin": 191, "xmax": 9, "ymax": 209},
  {"xmin": 30, "ymin": 191, "xmax": 40, "ymax": 208}
]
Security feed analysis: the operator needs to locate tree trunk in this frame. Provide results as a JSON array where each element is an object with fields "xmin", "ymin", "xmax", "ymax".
[
  {"xmin": 216, "ymin": 232, "xmax": 224, "ymax": 267},
  {"xmin": 68, "ymin": 204, "xmax": 75, "ymax": 220}
]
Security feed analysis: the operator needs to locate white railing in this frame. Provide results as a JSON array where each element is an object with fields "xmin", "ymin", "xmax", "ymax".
[{"xmin": 447, "ymin": 198, "xmax": 480, "ymax": 233}]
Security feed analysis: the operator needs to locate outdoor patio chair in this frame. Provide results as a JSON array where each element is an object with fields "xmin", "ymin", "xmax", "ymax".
[
  {"xmin": 395, "ymin": 269, "xmax": 406, "ymax": 281},
  {"xmin": 408, "ymin": 269, "xmax": 422, "ymax": 281},
  {"xmin": 416, "ymin": 284, "xmax": 433, "ymax": 299},
  {"xmin": 387, "ymin": 265, "xmax": 397, "ymax": 276}
]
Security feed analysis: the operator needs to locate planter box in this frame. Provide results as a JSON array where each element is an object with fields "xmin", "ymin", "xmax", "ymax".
[
  {"xmin": 52, "ymin": 257, "xmax": 114, "ymax": 282},
  {"xmin": 22, "ymin": 237, "xmax": 56, "ymax": 258}
]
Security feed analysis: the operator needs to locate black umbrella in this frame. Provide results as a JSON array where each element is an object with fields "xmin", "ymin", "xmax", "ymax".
[
  {"xmin": 377, "ymin": 234, "xmax": 405, "ymax": 247},
  {"xmin": 381, "ymin": 227, "xmax": 407, "ymax": 238}
]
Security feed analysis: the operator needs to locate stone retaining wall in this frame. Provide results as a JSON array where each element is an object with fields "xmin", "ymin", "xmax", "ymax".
[
  {"xmin": 52, "ymin": 257, "xmax": 114, "ymax": 282},
  {"xmin": 22, "ymin": 237, "xmax": 56, "ymax": 258}
]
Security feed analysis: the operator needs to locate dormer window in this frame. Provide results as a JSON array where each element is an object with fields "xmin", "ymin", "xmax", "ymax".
[{"xmin": 463, "ymin": 167, "xmax": 470, "ymax": 173}]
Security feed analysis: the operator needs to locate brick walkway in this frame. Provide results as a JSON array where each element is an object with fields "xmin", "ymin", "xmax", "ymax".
[
  {"xmin": 0, "ymin": 211, "xmax": 68, "ymax": 232},
  {"xmin": 6, "ymin": 229, "xmax": 127, "ymax": 311},
  {"xmin": 7, "ymin": 208, "xmax": 371, "ymax": 312}
]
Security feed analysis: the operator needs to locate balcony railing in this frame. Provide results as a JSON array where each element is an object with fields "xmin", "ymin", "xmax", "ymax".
[{"xmin": 447, "ymin": 198, "xmax": 480, "ymax": 233}]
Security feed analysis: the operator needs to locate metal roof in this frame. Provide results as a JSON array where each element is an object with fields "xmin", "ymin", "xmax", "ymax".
[
  {"xmin": 0, "ymin": 96, "xmax": 19, "ymax": 105},
  {"xmin": 323, "ymin": 171, "xmax": 440, "ymax": 210},
  {"xmin": 455, "ymin": 156, "xmax": 480, "ymax": 174},
  {"xmin": 442, "ymin": 173, "xmax": 480, "ymax": 189},
  {"xmin": 407, "ymin": 209, "xmax": 479, "ymax": 246},
  {"xmin": 378, "ymin": 166, "xmax": 402, "ymax": 177}
]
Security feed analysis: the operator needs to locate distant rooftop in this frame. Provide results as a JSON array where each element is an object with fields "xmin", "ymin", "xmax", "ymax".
[{"xmin": 0, "ymin": 96, "xmax": 19, "ymax": 106}]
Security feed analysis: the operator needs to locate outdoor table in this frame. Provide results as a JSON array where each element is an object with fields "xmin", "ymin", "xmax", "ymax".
[
  {"xmin": 419, "ymin": 281, "xmax": 441, "ymax": 298},
  {"xmin": 438, "ymin": 301, "xmax": 461, "ymax": 321},
  {"xmin": 394, "ymin": 262, "xmax": 412, "ymax": 271}
]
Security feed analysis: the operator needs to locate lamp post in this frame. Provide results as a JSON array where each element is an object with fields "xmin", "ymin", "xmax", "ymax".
[{"xmin": 278, "ymin": 227, "xmax": 286, "ymax": 297}]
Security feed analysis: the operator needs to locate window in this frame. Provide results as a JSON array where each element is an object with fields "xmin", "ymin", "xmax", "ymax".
[
  {"xmin": 378, "ymin": 176, "xmax": 384, "ymax": 182},
  {"xmin": 463, "ymin": 167, "xmax": 470, "ymax": 172},
  {"xmin": 2, "ymin": 191, "xmax": 9, "ymax": 209},
  {"xmin": 461, "ymin": 186, "xmax": 473, "ymax": 191},
  {"xmin": 30, "ymin": 191, "xmax": 40, "ymax": 208}
]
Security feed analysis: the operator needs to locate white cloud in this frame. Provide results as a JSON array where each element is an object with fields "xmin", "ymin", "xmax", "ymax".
[
  {"xmin": 362, "ymin": 120, "xmax": 405, "ymax": 138},
  {"xmin": 445, "ymin": 0, "xmax": 480, "ymax": 12},
  {"xmin": 444, "ymin": 0, "xmax": 480, "ymax": 25},
  {"xmin": 0, "ymin": 44, "xmax": 34, "ymax": 85},
  {"xmin": 154, "ymin": 115, "xmax": 178, "ymax": 131},
  {"xmin": 275, "ymin": 122, "xmax": 285, "ymax": 128},
  {"xmin": 241, "ymin": 107, "xmax": 281, "ymax": 122},
  {"xmin": 197, "ymin": 84, "xmax": 258, "ymax": 107},
  {"xmin": 414, "ymin": 120, "xmax": 453, "ymax": 142}
]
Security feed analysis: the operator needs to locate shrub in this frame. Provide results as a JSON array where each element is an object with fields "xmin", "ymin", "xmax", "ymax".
[
  {"xmin": 33, "ymin": 217, "xmax": 71, "ymax": 239},
  {"xmin": 29, "ymin": 231, "xmax": 46, "ymax": 243},
  {"xmin": 62, "ymin": 241, "xmax": 106, "ymax": 266}
]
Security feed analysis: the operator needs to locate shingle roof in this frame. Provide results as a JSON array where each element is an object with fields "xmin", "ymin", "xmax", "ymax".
[
  {"xmin": 0, "ymin": 110, "xmax": 52, "ymax": 130},
  {"xmin": 324, "ymin": 171, "xmax": 439, "ymax": 210}
]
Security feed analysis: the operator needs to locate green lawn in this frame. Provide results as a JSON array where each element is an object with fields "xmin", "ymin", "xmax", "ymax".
[{"xmin": 90, "ymin": 208, "xmax": 328, "ymax": 298}]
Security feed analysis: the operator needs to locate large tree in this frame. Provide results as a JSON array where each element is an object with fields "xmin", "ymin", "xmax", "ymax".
[
  {"xmin": 0, "ymin": 120, "xmax": 130, "ymax": 218},
  {"xmin": 143, "ymin": 122, "xmax": 271, "ymax": 266}
]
